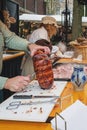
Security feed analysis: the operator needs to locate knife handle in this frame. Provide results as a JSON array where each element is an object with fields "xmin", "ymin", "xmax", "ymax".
[{"xmin": 13, "ymin": 95, "xmax": 32, "ymax": 99}]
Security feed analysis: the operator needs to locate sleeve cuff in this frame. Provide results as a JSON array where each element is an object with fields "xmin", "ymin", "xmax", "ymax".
[{"xmin": 0, "ymin": 77, "xmax": 8, "ymax": 90}]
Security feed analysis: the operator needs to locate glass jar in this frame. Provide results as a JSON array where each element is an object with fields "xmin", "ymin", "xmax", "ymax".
[{"xmin": 71, "ymin": 65, "xmax": 87, "ymax": 91}]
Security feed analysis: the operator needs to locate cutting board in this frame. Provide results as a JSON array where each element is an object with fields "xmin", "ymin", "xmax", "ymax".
[{"xmin": 0, "ymin": 80, "xmax": 67, "ymax": 122}]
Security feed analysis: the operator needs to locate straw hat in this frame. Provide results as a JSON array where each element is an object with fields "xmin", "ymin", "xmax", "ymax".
[{"xmin": 41, "ymin": 16, "xmax": 58, "ymax": 28}]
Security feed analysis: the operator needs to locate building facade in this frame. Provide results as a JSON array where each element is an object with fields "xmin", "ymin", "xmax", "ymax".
[
  {"xmin": 13, "ymin": 0, "xmax": 46, "ymax": 14},
  {"xmin": 12, "ymin": 0, "xmax": 73, "ymax": 15}
]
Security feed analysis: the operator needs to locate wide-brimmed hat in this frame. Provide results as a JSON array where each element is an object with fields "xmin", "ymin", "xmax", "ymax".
[{"xmin": 41, "ymin": 16, "xmax": 58, "ymax": 28}]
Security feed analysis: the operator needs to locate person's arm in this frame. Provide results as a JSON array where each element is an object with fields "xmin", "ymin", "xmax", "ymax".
[
  {"xmin": 0, "ymin": 20, "xmax": 50, "ymax": 56},
  {"xmin": 0, "ymin": 20, "xmax": 29, "ymax": 52}
]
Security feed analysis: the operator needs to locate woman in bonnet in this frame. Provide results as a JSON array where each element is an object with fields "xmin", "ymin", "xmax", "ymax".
[{"xmin": 21, "ymin": 16, "xmax": 59, "ymax": 76}]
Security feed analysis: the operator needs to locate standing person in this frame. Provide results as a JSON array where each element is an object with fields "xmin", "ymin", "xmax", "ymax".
[
  {"xmin": 21, "ymin": 16, "xmax": 58, "ymax": 76},
  {"xmin": 28, "ymin": 16, "xmax": 58, "ymax": 42},
  {"xmin": 0, "ymin": 20, "xmax": 50, "ymax": 92}
]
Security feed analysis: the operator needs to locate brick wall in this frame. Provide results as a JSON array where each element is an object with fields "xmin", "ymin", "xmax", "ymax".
[{"xmin": 13, "ymin": 0, "xmax": 46, "ymax": 14}]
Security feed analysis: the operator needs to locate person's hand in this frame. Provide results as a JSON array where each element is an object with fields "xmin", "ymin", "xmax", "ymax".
[
  {"xmin": 4, "ymin": 75, "xmax": 30, "ymax": 92},
  {"xmin": 28, "ymin": 43, "xmax": 50, "ymax": 57}
]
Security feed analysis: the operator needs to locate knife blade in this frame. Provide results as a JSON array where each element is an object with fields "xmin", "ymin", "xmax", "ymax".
[{"xmin": 13, "ymin": 95, "xmax": 59, "ymax": 99}]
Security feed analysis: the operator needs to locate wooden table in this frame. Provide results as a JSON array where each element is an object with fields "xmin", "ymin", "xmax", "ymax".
[
  {"xmin": 0, "ymin": 82, "xmax": 87, "ymax": 130},
  {"xmin": 57, "ymin": 58, "xmax": 87, "ymax": 65},
  {"xmin": 3, "ymin": 51, "xmax": 25, "ymax": 61}
]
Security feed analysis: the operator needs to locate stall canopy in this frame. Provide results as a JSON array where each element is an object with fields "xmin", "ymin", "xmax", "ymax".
[
  {"xmin": 19, "ymin": 13, "xmax": 87, "ymax": 26},
  {"xmin": 19, "ymin": 14, "xmax": 62, "ymax": 23}
]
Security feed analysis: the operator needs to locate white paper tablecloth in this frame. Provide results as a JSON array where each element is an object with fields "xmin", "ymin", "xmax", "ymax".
[{"xmin": 0, "ymin": 80, "xmax": 67, "ymax": 122}]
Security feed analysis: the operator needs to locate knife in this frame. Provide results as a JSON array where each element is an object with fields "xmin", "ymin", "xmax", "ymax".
[{"xmin": 13, "ymin": 95, "xmax": 59, "ymax": 99}]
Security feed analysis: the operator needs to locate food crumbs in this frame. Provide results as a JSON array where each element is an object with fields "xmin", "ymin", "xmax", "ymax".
[
  {"xmin": 40, "ymin": 107, "xmax": 43, "ymax": 113},
  {"xmin": 14, "ymin": 111, "xmax": 17, "ymax": 114},
  {"xmin": 33, "ymin": 107, "xmax": 37, "ymax": 110},
  {"xmin": 26, "ymin": 107, "xmax": 32, "ymax": 113}
]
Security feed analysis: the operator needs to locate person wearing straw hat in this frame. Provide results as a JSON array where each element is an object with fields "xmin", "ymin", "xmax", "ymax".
[
  {"xmin": 27, "ymin": 16, "xmax": 58, "ymax": 42},
  {"xmin": 21, "ymin": 16, "xmax": 59, "ymax": 76}
]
